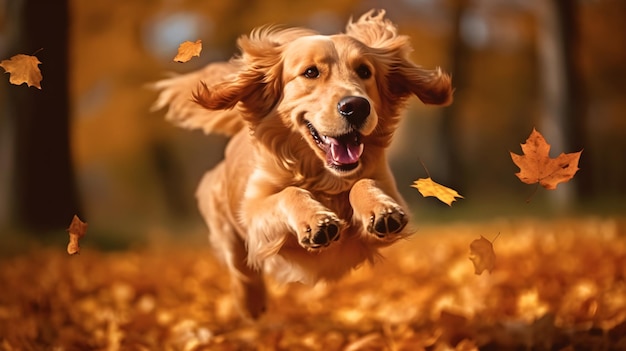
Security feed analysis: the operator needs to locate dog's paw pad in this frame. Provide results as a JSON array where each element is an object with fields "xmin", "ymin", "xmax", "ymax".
[
  {"xmin": 368, "ymin": 207, "xmax": 407, "ymax": 238},
  {"xmin": 300, "ymin": 217, "xmax": 341, "ymax": 250}
]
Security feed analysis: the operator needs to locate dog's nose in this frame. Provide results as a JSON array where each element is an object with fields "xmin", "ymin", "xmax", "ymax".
[{"xmin": 337, "ymin": 96, "xmax": 370, "ymax": 128}]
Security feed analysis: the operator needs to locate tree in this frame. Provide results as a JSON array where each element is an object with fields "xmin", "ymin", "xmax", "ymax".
[
  {"xmin": 5, "ymin": 0, "xmax": 81, "ymax": 232},
  {"xmin": 534, "ymin": 0, "xmax": 590, "ymax": 204},
  {"xmin": 554, "ymin": 0, "xmax": 591, "ymax": 199},
  {"xmin": 439, "ymin": 0, "xmax": 470, "ymax": 191}
]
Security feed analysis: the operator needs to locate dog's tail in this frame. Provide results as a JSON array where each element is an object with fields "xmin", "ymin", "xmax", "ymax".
[{"xmin": 150, "ymin": 61, "xmax": 245, "ymax": 136}]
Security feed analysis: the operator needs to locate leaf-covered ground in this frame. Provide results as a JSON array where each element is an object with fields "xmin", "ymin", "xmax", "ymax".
[{"xmin": 1, "ymin": 217, "xmax": 626, "ymax": 350}]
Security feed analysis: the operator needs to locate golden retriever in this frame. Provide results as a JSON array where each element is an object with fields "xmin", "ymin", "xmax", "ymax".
[{"xmin": 152, "ymin": 9, "xmax": 452, "ymax": 319}]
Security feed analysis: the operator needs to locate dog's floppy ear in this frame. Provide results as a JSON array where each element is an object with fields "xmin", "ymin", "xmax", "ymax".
[
  {"xmin": 347, "ymin": 9, "xmax": 453, "ymax": 106},
  {"xmin": 193, "ymin": 27, "xmax": 288, "ymax": 122},
  {"xmin": 388, "ymin": 64, "xmax": 453, "ymax": 106}
]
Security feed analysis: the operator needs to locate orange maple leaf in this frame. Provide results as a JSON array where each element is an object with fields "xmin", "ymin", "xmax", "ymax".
[
  {"xmin": 67, "ymin": 215, "xmax": 88, "ymax": 255},
  {"xmin": 0, "ymin": 54, "xmax": 43, "ymax": 89},
  {"xmin": 173, "ymin": 40, "xmax": 202, "ymax": 63},
  {"xmin": 469, "ymin": 234, "xmax": 497, "ymax": 275},
  {"xmin": 510, "ymin": 128, "xmax": 582, "ymax": 190}
]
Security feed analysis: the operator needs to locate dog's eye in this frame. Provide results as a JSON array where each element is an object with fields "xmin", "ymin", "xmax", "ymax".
[
  {"xmin": 303, "ymin": 66, "xmax": 320, "ymax": 79},
  {"xmin": 356, "ymin": 64, "xmax": 372, "ymax": 79}
]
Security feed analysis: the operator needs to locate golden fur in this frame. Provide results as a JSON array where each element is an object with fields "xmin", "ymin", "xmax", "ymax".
[{"xmin": 153, "ymin": 9, "xmax": 452, "ymax": 319}]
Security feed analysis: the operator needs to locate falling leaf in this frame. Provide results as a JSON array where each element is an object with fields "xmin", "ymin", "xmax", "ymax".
[
  {"xmin": 510, "ymin": 128, "xmax": 582, "ymax": 190},
  {"xmin": 412, "ymin": 177, "xmax": 463, "ymax": 206},
  {"xmin": 173, "ymin": 40, "xmax": 202, "ymax": 63},
  {"xmin": 67, "ymin": 215, "xmax": 88, "ymax": 255},
  {"xmin": 0, "ymin": 54, "xmax": 43, "ymax": 89},
  {"xmin": 469, "ymin": 235, "xmax": 496, "ymax": 275}
]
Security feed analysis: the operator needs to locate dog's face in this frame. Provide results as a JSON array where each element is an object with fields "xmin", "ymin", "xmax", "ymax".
[
  {"xmin": 278, "ymin": 35, "xmax": 382, "ymax": 174},
  {"xmin": 194, "ymin": 11, "xmax": 452, "ymax": 177}
]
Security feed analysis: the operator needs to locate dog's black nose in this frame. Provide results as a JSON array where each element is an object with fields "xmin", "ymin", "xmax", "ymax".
[{"xmin": 337, "ymin": 96, "xmax": 370, "ymax": 128}]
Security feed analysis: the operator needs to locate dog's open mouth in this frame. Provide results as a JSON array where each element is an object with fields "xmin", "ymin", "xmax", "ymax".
[{"xmin": 306, "ymin": 121, "xmax": 364, "ymax": 172}]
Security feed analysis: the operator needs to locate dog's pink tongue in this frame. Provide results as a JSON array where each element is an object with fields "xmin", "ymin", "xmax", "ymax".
[{"xmin": 328, "ymin": 136, "xmax": 364, "ymax": 165}]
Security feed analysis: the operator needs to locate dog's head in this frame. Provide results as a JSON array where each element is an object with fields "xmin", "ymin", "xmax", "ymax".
[{"xmin": 194, "ymin": 10, "xmax": 452, "ymax": 176}]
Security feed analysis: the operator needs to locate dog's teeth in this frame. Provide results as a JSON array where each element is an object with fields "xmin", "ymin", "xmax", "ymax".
[{"xmin": 330, "ymin": 143, "xmax": 337, "ymax": 160}]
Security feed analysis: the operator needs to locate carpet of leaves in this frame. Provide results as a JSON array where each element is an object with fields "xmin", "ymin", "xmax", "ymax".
[{"xmin": 1, "ymin": 217, "xmax": 626, "ymax": 351}]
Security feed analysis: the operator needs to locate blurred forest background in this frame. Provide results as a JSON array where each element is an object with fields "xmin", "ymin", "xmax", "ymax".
[{"xmin": 1, "ymin": 0, "xmax": 625, "ymax": 242}]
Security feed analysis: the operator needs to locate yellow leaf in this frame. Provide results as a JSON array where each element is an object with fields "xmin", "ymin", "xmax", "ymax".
[
  {"xmin": 0, "ymin": 54, "xmax": 43, "ymax": 89},
  {"xmin": 411, "ymin": 177, "xmax": 463, "ymax": 206},
  {"xmin": 173, "ymin": 40, "xmax": 202, "ymax": 63},
  {"xmin": 67, "ymin": 215, "xmax": 88, "ymax": 255}
]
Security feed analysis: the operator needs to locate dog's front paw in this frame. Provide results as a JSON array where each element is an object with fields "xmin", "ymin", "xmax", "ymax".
[
  {"xmin": 367, "ymin": 203, "xmax": 408, "ymax": 238},
  {"xmin": 299, "ymin": 213, "xmax": 342, "ymax": 251}
]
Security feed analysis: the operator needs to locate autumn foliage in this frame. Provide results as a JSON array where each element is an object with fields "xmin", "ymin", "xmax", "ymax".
[
  {"xmin": 510, "ymin": 128, "xmax": 582, "ymax": 190},
  {"xmin": 468, "ymin": 234, "xmax": 497, "ymax": 275},
  {"xmin": 412, "ymin": 177, "xmax": 463, "ymax": 206},
  {"xmin": 1, "ymin": 218, "xmax": 625, "ymax": 350},
  {"xmin": 1, "ymin": 32, "xmax": 608, "ymax": 349},
  {"xmin": 408, "ymin": 129, "xmax": 583, "ymax": 276},
  {"xmin": 0, "ymin": 53, "xmax": 43, "ymax": 89},
  {"xmin": 173, "ymin": 40, "xmax": 203, "ymax": 63},
  {"xmin": 66, "ymin": 215, "xmax": 88, "ymax": 255}
]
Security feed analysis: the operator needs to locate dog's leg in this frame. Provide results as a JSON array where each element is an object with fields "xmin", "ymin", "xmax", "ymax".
[
  {"xmin": 243, "ymin": 186, "xmax": 345, "ymax": 260},
  {"xmin": 349, "ymin": 178, "xmax": 408, "ymax": 240},
  {"xmin": 206, "ymin": 222, "xmax": 266, "ymax": 320},
  {"xmin": 222, "ymin": 233, "xmax": 267, "ymax": 320},
  {"xmin": 198, "ymin": 170, "xmax": 267, "ymax": 320}
]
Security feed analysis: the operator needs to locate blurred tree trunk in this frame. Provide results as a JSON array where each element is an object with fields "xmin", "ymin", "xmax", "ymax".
[
  {"xmin": 535, "ymin": 0, "xmax": 589, "ymax": 205},
  {"xmin": 554, "ymin": 0, "xmax": 591, "ymax": 199},
  {"xmin": 6, "ymin": 0, "xmax": 81, "ymax": 232},
  {"xmin": 440, "ymin": 0, "xmax": 469, "ymax": 191}
]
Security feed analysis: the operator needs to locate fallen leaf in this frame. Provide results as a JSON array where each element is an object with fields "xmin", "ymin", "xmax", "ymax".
[
  {"xmin": 510, "ymin": 128, "xmax": 582, "ymax": 190},
  {"xmin": 0, "ymin": 54, "xmax": 43, "ymax": 89},
  {"xmin": 469, "ymin": 235, "xmax": 496, "ymax": 275},
  {"xmin": 67, "ymin": 215, "xmax": 88, "ymax": 255},
  {"xmin": 412, "ymin": 177, "xmax": 463, "ymax": 206},
  {"xmin": 1, "ymin": 218, "xmax": 625, "ymax": 349},
  {"xmin": 437, "ymin": 310, "xmax": 471, "ymax": 345},
  {"xmin": 173, "ymin": 40, "xmax": 202, "ymax": 63}
]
